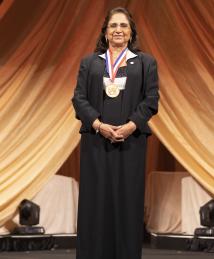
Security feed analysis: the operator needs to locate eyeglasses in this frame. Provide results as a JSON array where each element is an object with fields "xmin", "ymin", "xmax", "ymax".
[{"xmin": 107, "ymin": 23, "xmax": 130, "ymax": 29}]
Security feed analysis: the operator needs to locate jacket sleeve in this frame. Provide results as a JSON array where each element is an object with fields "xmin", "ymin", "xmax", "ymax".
[
  {"xmin": 72, "ymin": 56, "xmax": 100, "ymax": 130},
  {"xmin": 128, "ymin": 57, "xmax": 159, "ymax": 132}
]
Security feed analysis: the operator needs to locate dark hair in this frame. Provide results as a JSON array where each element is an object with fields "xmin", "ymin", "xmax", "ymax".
[{"xmin": 94, "ymin": 7, "xmax": 140, "ymax": 53}]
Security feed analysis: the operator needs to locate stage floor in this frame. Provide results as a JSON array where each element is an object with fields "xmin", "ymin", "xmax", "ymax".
[{"xmin": 0, "ymin": 248, "xmax": 214, "ymax": 259}]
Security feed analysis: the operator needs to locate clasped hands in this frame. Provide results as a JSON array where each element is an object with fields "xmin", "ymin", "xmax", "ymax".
[{"xmin": 93, "ymin": 119, "xmax": 136, "ymax": 143}]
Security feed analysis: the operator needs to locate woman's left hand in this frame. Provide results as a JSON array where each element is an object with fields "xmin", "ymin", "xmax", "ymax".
[{"xmin": 114, "ymin": 121, "xmax": 137, "ymax": 140}]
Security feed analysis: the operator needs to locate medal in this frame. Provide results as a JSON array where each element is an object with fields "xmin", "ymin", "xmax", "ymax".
[
  {"xmin": 106, "ymin": 84, "xmax": 120, "ymax": 98},
  {"xmin": 105, "ymin": 48, "xmax": 127, "ymax": 98}
]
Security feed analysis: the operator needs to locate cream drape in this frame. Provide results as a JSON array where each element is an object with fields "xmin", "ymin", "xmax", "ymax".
[{"xmin": 0, "ymin": 0, "xmax": 213, "ymax": 226}]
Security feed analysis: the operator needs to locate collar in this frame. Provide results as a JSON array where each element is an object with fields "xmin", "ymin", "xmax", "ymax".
[{"xmin": 98, "ymin": 49, "xmax": 138, "ymax": 61}]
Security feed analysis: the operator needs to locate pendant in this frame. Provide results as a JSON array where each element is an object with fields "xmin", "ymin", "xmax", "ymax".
[{"xmin": 105, "ymin": 84, "xmax": 120, "ymax": 98}]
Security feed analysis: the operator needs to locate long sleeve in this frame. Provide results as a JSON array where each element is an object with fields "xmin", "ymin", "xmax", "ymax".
[
  {"xmin": 72, "ymin": 57, "xmax": 100, "ymax": 130},
  {"xmin": 128, "ymin": 58, "xmax": 159, "ymax": 132}
]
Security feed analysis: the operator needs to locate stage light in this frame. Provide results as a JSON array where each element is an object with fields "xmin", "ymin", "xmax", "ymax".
[
  {"xmin": 19, "ymin": 199, "xmax": 40, "ymax": 226},
  {"xmin": 199, "ymin": 199, "xmax": 214, "ymax": 227},
  {"xmin": 194, "ymin": 199, "xmax": 214, "ymax": 236},
  {"xmin": 12, "ymin": 199, "xmax": 45, "ymax": 235}
]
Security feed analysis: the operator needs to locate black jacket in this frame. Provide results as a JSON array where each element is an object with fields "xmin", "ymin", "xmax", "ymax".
[{"xmin": 72, "ymin": 50, "xmax": 159, "ymax": 135}]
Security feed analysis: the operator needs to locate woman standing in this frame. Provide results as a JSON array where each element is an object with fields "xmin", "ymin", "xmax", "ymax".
[{"xmin": 72, "ymin": 7, "xmax": 159, "ymax": 259}]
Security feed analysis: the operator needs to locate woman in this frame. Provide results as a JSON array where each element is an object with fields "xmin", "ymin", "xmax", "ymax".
[{"xmin": 72, "ymin": 7, "xmax": 159, "ymax": 259}]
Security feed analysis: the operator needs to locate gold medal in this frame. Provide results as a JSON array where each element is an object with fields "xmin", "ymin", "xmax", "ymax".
[{"xmin": 105, "ymin": 84, "xmax": 120, "ymax": 98}]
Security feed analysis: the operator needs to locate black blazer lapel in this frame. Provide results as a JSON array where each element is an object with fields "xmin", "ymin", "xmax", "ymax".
[
  {"xmin": 88, "ymin": 55, "xmax": 106, "ymax": 115},
  {"xmin": 121, "ymin": 56, "xmax": 143, "ymax": 123}
]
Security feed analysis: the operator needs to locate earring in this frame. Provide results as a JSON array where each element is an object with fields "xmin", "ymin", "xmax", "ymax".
[{"xmin": 105, "ymin": 36, "xmax": 108, "ymax": 43}]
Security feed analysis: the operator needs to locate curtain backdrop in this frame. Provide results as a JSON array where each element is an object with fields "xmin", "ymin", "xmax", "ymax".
[{"xmin": 0, "ymin": 0, "xmax": 213, "ymax": 226}]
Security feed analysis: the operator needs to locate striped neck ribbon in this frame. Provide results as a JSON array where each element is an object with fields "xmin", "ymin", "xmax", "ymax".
[{"xmin": 105, "ymin": 47, "xmax": 128, "ymax": 82}]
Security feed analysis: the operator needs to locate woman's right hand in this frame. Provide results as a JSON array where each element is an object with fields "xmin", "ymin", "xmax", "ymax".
[
  {"xmin": 92, "ymin": 119, "xmax": 124, "ymax": 143},
  {"xmin": 99, "ymin": 123, "xmax": 124, "ymax": 143}
]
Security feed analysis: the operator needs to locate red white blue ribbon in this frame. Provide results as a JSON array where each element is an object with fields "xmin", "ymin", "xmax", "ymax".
[{"xmin": 105, "ymin": 47, "xmax": 127, "ymax": 82}]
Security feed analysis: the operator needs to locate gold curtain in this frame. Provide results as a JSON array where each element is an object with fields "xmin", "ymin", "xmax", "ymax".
[
  {"xmin": 0, "ymin": 0, "xmax": 213, "ymax": 225},
  {"xmin": 136, "ymin": 0, "xmax": 214, "ymax": 193}
]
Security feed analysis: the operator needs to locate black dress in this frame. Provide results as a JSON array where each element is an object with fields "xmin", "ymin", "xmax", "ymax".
[{"xmin": 76, "ymin": 66, "xmax": 147, "ymax": 259}]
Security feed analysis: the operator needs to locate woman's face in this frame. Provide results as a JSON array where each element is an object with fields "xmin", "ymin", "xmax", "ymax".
[{"xmin": 106, "ymin": 12, "xmax": 132, "ymax": 48}]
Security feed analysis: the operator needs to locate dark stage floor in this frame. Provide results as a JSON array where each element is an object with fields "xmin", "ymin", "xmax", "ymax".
[{"xmin": 0, "ymin": 248, "xmax": 214, "ymax": 259}]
